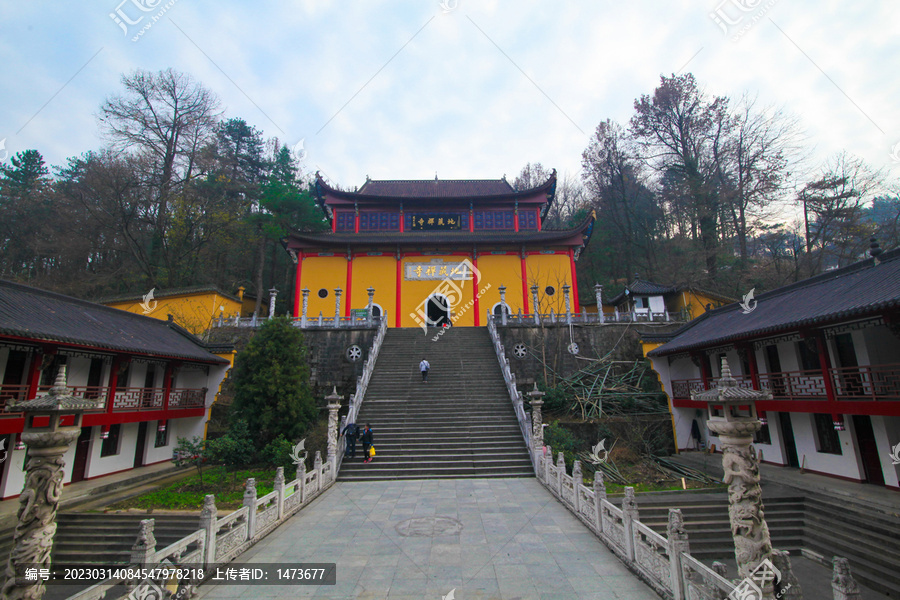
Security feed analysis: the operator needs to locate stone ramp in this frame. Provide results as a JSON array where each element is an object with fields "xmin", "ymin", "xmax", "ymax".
[{"xmin": 194, "ymin": 478, "xmax": 659, "ymax": 599}]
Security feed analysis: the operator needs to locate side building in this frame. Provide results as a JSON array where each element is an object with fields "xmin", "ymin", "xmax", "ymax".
[
  {"xmin": 645, "ymin": 247, "xmax": 900, "ymax": 490},
  {"xmin": 283, "ymin": 171, "xmax": 595, "ymax": 328},
  {"xmin": 0, "ymin": 280, "xmax": 231, "ymax": 499}
]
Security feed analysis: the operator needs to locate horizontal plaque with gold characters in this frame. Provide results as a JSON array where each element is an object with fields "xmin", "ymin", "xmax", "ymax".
[{"xmin": 410, "ymin": 214, "xmax": 462, "ymax": 230}]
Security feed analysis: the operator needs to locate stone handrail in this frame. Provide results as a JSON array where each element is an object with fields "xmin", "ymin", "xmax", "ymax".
[
  {"xmin": 487, "ymin": 314, "xmax": 536, "ymax": 473},
  {"xmin": 64, "ymin": 455, "xmax": 335, "ymax": 600},
  {"xmin": 213, "ymin": 314, "xmax": 382, "ymax": 329},
  {"xmin": 337, "ymin": 312, "xmax": 388, "ymax": 475},
  {"xmin": 491, "ymin": 307, "xmax": 689, "ymax": 326}
]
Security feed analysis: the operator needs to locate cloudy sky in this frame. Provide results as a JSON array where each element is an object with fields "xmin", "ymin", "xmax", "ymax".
[{"xmin": 1, "ymin": 1, "xmax": 898, "ymax": 191}]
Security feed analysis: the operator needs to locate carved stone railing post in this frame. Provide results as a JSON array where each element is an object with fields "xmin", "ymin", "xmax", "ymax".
[
  {"xmin": 326, "ymin": 387, "xmax": 342, "ymax": 477},
  {"xmin": 594, "ymin": 283, "xmax": 604, "ymax": 323},
  {"xmin": 199, "ymin": 495, "xmax": 217, "ymax": 566},
  {"xmin": 243, "ymin": 478, "xmax": 258, "ymax": 540},
  {"xmin": 563, "ymin": 284, "xmax": 571, "ymax": 324},
  {"xmin": 1, "ymin": 365, "xmax": 98, "ymax": 600},
  {"xmin": 273, "ymin": 467, "xmax": 285, "ymax": 521},
  {"xmin": 555, "ymin": 452, "xmax": 565, "ymax": 495},
  {"xmin": 296, "ymin": 463, "xmax": 306, "ymax": 504},
  {"xmin": 318, "ymin": 311, "xmax": 323, "ymax": 327},
  {"xmin": 314, "ymin": 451, "xmax": 323, "ymax": 493},
  {"xmin": 572, "ymin": 460, "xmax": 582, "ymax": 513},
  {"xmin": 593, "ymin": 473, "xmax": 606, "ymax": 535},
  {"xmin": 528, "ymin": 384, "xmax": 545, "ymax": 456},
  {"xmin": 695, "ymin": 358, "xmax": 774, "ymax": 592},
  {"xmin": 544, "ymin": 445, "xmax": 553, "ymax": 483},
  {"xmin": 499, "ymin": 284, "xmax": 508, "ymax": 325},
  {"xmin": 366, "ymin": 287, "xmax": 375, "ymax": 324},
  {"xmin": 771, "ymin": 549, "xmax": 802, "ymax": 600},
  {"xmin": 622, "ymin": 487, "xmax": 638, "ymax": 563},
  {"xmin": 832, "ymin": 557, "xmax": 862, "ymax": 600},
  {"xmin": 301, "ymin": 288, "xmax": 309, "ymax": 328},
  {"xmin": 531, "ymin": 284, "xmax": 540, "ymax": 324},
  {"xmin": 667, "ymin": 509, "xmax": 690, "ymax": 600},
  {"xmin": 131, "ymin": 518, "xmax": 157, "ymax": 567},
  {"xmin": 268, "ymin": 287, "xmax": 278, "ymax": 319},
  {"xmin": 333, "ymin": 288, "xmax": 342, "ymax": 328}
]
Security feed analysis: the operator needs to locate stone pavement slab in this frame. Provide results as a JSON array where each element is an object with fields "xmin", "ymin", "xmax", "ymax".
[{"xmin": 195, "ymin": 478, "xmax": 660, "ymax": 600}]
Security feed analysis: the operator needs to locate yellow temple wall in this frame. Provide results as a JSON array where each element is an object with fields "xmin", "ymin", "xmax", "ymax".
[
  {"xmin": 105, "ymin": 292, "xmax": 241, "ymax": 335},
  {"xmin": 301, "ymin": 256, "xmax": 349, "ymax": 319},
  {"xmin": 349, "ymin": 255, "xmax": 397, "ymax": 317},
  {"xmin": 477, "ymin": 253, "xmax": 524, "ymax": 315},
  {"xmin": 399, "ymin": 255, "xmax": 477, "ymax": 328},
  {"xmin": 525, "ymin": 253, "xmax": 574, "ymax": 314}
]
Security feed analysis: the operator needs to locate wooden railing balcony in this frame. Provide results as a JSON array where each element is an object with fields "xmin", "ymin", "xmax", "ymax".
[
  {"xmin": 672, "ymin": 363, "xmax": 900, "ymax": 402},
  {"xmin": 0, "ymin": 384, "xmax": 208, "ymax": 417}
]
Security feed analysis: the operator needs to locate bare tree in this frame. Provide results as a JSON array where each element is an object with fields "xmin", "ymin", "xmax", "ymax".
[
  {"xmin": 716, "ymin": 95, "xmax": 805, "ymax": 267},
  {"xmin": 99, "ymin": 68, "xmax": 222, "ymax": 285},
  {"xmin": 630, "ymin": 74, "xmax": 730, "ymax": 278},
  {"xmin": 799, "ymin": 152, "xmax": 884, "ymax": 273}
]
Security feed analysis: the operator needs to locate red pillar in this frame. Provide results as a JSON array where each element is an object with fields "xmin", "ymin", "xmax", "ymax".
[
  {"xmin": 746, "ymin": 345, "xmax": 760, "ymax": 389},
  {"xmin": 537, "ymin": 209, "xmax": 542, "ymax": 231},
  {"xmin": 473, "ymin": 254, "xmax": 480, "ymax": 326},
  {"xmin": 106, "ymin": 356, "xmax": 124, "ymax": 414},
  {"xmin": 293, "ymin": 251, "xmax": 303, "ymax": 317},
  {"xmin": 395, "ymin": 255, "xmax": 402, "ymax": 328},
  {"xmin": 814, "ymin": 334, "xmax": 840, "ymax": 425},
  {"xmin": 514, "ymin": 203, "xmax": 519, "ymax": 232},
  {"xmin": 332, "ymin": 212, "xmax": 337, "ymax": 232},
  {"xmin": 345, "ymin": 254, "xmax": 353, "ymax": 317},
  {"xmin": 354, "ymin": 208, "xmax": 359, "ymax": 233},
  {"xmin": 698, "ymin": 354, "xmax": 711, "ymax": 390},
  {"xmin": 162, "ymin": 363, "xmax": 174, "ymax": 410},
  {"xmin": 520, "ymin": 255, "xmax": 529, "ymax": 314},
  {"xmin": 469, "ymin": 203, "xmax": 474, "ymax": 232},
  {"xmin": 25, "ymin": 350, "xmax": 45, "ymax": 400},
  {"xmin": 569, "ymin": 248, "xmax": 581, "ymax": 312}
]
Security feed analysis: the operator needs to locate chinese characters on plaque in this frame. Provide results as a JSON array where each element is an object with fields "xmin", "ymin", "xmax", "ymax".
[{"xmin": 409, "ymin": 214, "xmax": 462, "ymax": 231}]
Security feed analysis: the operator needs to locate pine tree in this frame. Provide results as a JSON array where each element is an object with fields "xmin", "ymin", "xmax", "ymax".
[{"xmin": 230, "ymin": 317, "xmax": 317, "ymax": 449}]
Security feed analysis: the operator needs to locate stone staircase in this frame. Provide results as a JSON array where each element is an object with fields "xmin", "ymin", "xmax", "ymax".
[
  {"xmin": 339, "ymin": 326, "xmax": 534, "ymax": 481},
  {"xmin": 50, "ymin": 513, "xmax": 200, "ymax": 566},
  {"xmin": 637, "ymin": 490, "xmax": 900, "ymax": 597}
]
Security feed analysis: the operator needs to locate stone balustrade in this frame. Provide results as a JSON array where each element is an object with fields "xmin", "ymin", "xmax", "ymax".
[{"xmin": 64, "ymin": 457, "xmax": 335, "ymax": 600}]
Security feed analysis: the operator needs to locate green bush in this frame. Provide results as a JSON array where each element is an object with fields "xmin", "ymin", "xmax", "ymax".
[
  {"xmin": 544, "ymin": 421, "xmax": 584, "ymax": 473},
  {"xmin": 206, "ymin": 420, "xmax": 256, "ymax": 480},
  {"xmin": 260, "ymin": 435, "xmax": 301, "ymax": 472},
  {"xmin": 230, "ymin": 317, "xmax": 318, "ymax": 449}
]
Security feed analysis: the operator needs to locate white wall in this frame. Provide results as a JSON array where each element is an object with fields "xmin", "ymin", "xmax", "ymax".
[
  {"xmin": 648, "ymin": 295, "xmax": 666, "ymax": 313},
  {"xmin": 874, "ymin": 415, "xmax": 900, "ymax": 488},
  {"xmin": 86, "ymin": 422, "xmax": 138, "ymax": 479},
  {"xmin": 791, "ymin": 413, "xmax": 863, "ymax": 480}
]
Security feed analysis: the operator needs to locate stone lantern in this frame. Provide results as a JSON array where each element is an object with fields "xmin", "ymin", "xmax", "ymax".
[
  {"xmin": 2, "ymin": 365, "xmax": 102, "ymax": 599},
  {"xmin": 692, "ymin": 358, "xmax": 775, "ymax": 598}
]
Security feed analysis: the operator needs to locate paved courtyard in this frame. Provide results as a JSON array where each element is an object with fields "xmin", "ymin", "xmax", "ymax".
[{"xmin": 195, "ymin": 478, "xmax": 660, "ymax": 600}]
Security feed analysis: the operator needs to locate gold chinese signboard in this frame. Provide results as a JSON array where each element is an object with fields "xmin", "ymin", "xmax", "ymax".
[
  {"xmin": 404, "ymin": 259, "xmax": 476, "ymax": 281},
  {"xmin": 410, "ymin": 214, "xmax": 462, "ymax": 230}
]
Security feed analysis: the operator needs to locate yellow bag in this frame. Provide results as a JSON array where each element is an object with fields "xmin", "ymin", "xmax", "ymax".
[{"xmin": 369, "ymin": 446, "xmax": 376, "ymax": 457}]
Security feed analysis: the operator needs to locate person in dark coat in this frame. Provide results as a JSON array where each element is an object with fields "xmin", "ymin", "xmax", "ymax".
[
  {"xmin": 342, "ymin": 421, "xmax": 359, "ymax": 458},
  {"xmin": 361, "ymin": 423, "xmax": 374, "ymax": 463}
]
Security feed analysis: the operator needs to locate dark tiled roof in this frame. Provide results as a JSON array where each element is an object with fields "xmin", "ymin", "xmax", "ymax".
[
  {"xmin": 648, "ymin": 249, "xmax": 900, "ymax": 356},
  {"xmin": 98, "ymin": 285, "xmax": 241, "ymax": 305},
  {"xmin": 357, "ymin": 179, "xmax": 516, "ymax": 198},
  {"xmin": 285, "ymin": 212, "xmax": 595, "ymax": 249},
  {"xmin": 0, "ymin": 280, "xmax": 229, "ymax": 363},
  {"xmin": 608, "ymin": 278, "xmax": 678, "ymax": 305}
]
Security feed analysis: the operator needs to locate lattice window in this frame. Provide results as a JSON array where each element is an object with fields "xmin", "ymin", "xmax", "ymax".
[{"xmin": 334, "ymin": 211, "xmax": 355, "ymax": 231}]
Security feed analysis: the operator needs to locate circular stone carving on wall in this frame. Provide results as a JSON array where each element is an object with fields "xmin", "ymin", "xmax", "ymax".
[
  {"xmin": 513, "ymin": 343, "xmax": 528, "ymax": 359},
  {"xmin": 318, "ymin": 288, "xmax": 328, "ymax": 298},
  {"xmin": 395, "ymin": 516, "xmax": 463, "ymax": 537},
  {"xmin": 545, "ymin": 286, "xmax": 556, "ymax": 296},
  {"xmin": 346, "ymin": 345, "xmax": 362, "ymax": 362},
  {"xmin": 567, "ymin": 342, "xmax": 580, "ymax": 355}
]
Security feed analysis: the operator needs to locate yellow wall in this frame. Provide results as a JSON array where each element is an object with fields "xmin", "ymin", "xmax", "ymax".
[
  {"xmin": 670, "ymin": 289, "xmax": 732, "ymax": 319},
  {"xmin": 301, "ymin": 256, "xmax": 349, "ymax": 319},
  {"xmin": 105, "ymin": 292, "xmax": 241, "ymax": 335},
  {"xmin": 477, "ymin": 253, "xmax": 525, "ymax": 316},
  {"xmin": 525, "ymin": 253, "xmax": 573, "ymax": 315},
  {"xmin": 349, "ymin": 255, "xmax": 397, "ymax": 318},
  {"xmin": 400, "ymin": 255, "xmax": 478, "ymax": 328},
  {"xmin": 297, "ymin": 250, "xmax": 578, "ymax": 327}
]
